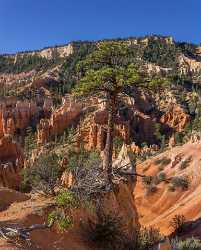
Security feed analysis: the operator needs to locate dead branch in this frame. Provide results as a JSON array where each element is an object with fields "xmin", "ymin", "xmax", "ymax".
[
  {"xmin": 0, "ymin": 221, "xmax": 54, "ymax": 241},
  {"xmin": 115, "ymin": 163, "xmax": 172, "ymax": 182}
]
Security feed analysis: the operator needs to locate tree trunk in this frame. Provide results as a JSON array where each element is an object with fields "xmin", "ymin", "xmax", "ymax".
[{"xmin": 103, "ymin": 92, "xmax": 116, "ymax": 185}]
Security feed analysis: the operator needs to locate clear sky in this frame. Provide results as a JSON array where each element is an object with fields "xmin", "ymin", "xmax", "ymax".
[{"xmin": 0, "ymin": 0, "xmax": 200, "ymax": 54}]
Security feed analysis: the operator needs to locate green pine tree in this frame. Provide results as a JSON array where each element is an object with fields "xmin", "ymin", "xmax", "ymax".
[{"xmin": 73, "ymin": 41, "xmax": 168, "ymax": 185}]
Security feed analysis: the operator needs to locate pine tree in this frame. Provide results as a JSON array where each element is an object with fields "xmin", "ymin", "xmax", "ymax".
[{"xmin": 73, "ymin": 41, "xmax": 168, "ymax": 186}]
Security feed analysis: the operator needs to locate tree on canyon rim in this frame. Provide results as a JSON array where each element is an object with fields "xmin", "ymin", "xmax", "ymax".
[{"xmin": 73, "ymin": 41, "xmax": 168, "ymax": 186}]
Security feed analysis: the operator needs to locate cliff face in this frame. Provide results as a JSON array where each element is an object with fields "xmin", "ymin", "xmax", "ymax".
[
  {"xmin": 0, "ymin": 98, "xmax": 52, "ymax": 138},
  {"xmin": 6, "ymin": 43, "xmax": 74, "ymax": 61},
  {"xmin": 179, "ymin": 54, "xmax": 201, "ymax": 74},
  {"xmin": 0, "ymin": 136, "xmax": 24, "ymax": 189},
  {"xmin": 36, "ymin": 44, "xmax": 74, "ymax": 59},
  {"xmin": 178, "ymin": 54, "xmax": 201, "ymax": 83},
  {"xmin": 37, "ymin": 98, "xmax": 83, "ymax": 144}
]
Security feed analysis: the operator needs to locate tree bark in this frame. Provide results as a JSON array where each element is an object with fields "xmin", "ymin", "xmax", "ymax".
[{"xmin": 103, "ymin": 92, "xmax": 116, "ymax": 185}]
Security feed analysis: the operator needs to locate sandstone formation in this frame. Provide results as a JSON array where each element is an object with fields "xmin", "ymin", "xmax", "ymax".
[
  {"xmin": 160, "ymin": 106, "xmax": 189, "ymax": 132},
  {"xmin": 37, "ymin": 43, "xmax": 74, "ymax": 59},
  {"xmin": 130, "ymin": 142, "xmax": 159, "ymax": 157},
  {"xmin": 37, "ymin": 98, "xmax": 83, "ymax": 144},
  {"xmin": 6, "ymin": 43, "xmax": 74, "ymax": 61},
  {"xmin": 0, "ymin": 70, "xmax": 35, "ymax": 87},
  {"xmin": 0, "ymin": 98, "xmax": 52, "ymax": 138},
  {"xmin": 77, "ymin": 94, "xmax": 189, "ymax": 152},
  {"xmin": 0, "ymin": 136, "xmax": 24, "ymax": 189},
  {"xmin": 179, "ymin": 54, "xmax": 201, "ymax": 75},
  {"xmin": 128, "ymin": 35, "xmax": 174, "ymax": 47},
  {"xmin": 77, "ymin": 109, "xmax": 131, "ymax": 151}
]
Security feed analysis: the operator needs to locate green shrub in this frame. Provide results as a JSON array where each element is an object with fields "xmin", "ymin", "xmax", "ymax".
[
  {"xmin": 162, "ymin": 157, "xmax": 171, "ymax": 165},
  {"xmin": 153, "ymin": 176, "xmax": 160, "ymax": 185},
  {"xmin": 157, "ymin": 172, "xmax": 167, "ymax": 182},
  {"xmin": 48, "ymin": 210, "xmax": 59, "ymax": 225},
  {"xmin": 24, "ymin": 126, "xmax": 37, "ymax": 157},
  {"xmin": 48, "ymin": 210, "xmax": 73, "ymax": 231},
  {"xmin": 171, "ymin": 176, "xmax": 190, "ymax": 190},
  {"xmin": 56, "ymin": 189, "xmax": 79, "ymax": 208},
  {"xmin": 63, "ymin": 127, "xmax": 76, "ymax": 144},
  {"xmin": 141, "ymin": 142, "xmax": 148, "ymax": 148},
  {"xmin": 180, "ymin": 156, "xmax": 192, "ymax": 170},
  {"xmin": 142, "ymin": 176, "xmax": 158, "ymax": 195},
  {"xmin": 84, "ymin": 214, "xmax": 162, "ymax": 249},
  {"xmin": 154, "ymin": 157, "xmax": 171, "ymax": 166},
  {"xmin": 20, "ymin": 169, "xmax": 32, "ymax": 193},
  {"xmin": 171, "ymin": 237, "xmax": 201, "ymax": 250},
  {"xmin": 135, "ymin": 227, "xmax": 162, "ymax": 250},
  {"xmin": 22, "ymin": 153, "xmax": 60, "ymax": 195},
  {"xmin": 19, "ymin": 181, "xmax": 32, "ymax": 193},
  {"xmin": 58, "ymin": 216, "xmax": 73, "ymax": 231},
  {"xmin": 175, "ymin": 132, "xmax": 185, "ymax": 145},
  {"xmin": 68, "ymin": 147, "xmax": 101, "ymax": 172},
  {"xmin": 169, "ymin": 214, "xmax": 186, "ymax": 235},
  {"xmin": 153, "ymin": 172, "xmax": 167, "ymax": 185},
  {"xmin": 84, "ymin": 213, "xmax": 126, "ymax": 249},
  {"xmin": 142, "ymin": 176, "xmax": 153, "ymax": 186}
]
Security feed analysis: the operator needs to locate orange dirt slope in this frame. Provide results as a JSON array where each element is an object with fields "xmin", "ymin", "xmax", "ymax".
[{"xmin": 135, "ymin": 142, "xmax": 201, "ymax": 235}]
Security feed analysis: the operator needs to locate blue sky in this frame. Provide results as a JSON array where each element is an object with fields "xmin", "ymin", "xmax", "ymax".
[{"xmin": 0, "ymin": 0, "xmax": 200, "ymax": 53}]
